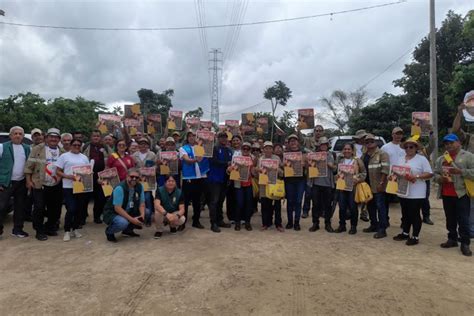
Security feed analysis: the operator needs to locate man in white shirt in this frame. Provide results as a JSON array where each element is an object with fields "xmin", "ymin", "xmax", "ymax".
[{"xmin": 0, "ymin": 126, "xmax": 31, "ymax": 238}]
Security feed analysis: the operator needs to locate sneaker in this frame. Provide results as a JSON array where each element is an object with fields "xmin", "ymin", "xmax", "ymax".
[
  {"xmin": 122, "ymin": 230, "xmax": 140, "ymax": 237},
  {"xmin": 170, "ymin": 227, "xmax": 177, "ymax": 234},
  {"xmin": 276, "ymin": 225, "xmax": 285, "ymax": 232},
  {"xmin": 406, "ymin": 237, "xmax": 419, "ymax": 246},
  {"xmin": 211, "ymin": 224, "xmax": 221, "ymax": 233},
  {"xmin": 309, "ymin": 224, "xmax": 320, "ymax": 232},
  {"xmin": 423, "ymin": 218, "xmax": 434, "ymax": 225},
  {"xmin": 373, "ymin": 231, "xmax": 387, "ymax": 239},
  {"xmin": 393, "ymin": 233, "xmax": 409, "ymax": 241},
  {"xmin": 71, "ymin": 230, "xmax": 82, "ymax": 238},
  {"xmin": 334, "ymin": 226, "xmax": 347, "ymax": 233},
  {"xmin": 460, "ymin": 244, "xmax": 472, "ymax": 256},
  {"xmin": 154, "ymin": 232, "xmax": 163, "ymax": 239},
  {"xmin": 348, "ymin": 226, "xmax": 357, "ymax": 235},
  {"xmin": 363, "ymin": 226, "xmax": 377, "ymax": 233},
  {"xmin": 285, "ymin": 223, "xmax": 293, "ymax": 229},
  {"xmin": 35, "ymin": 233, "xmax": 48, "ymax": 241},
  {"xmin": 63, "ymin": 232, "xmax": 71, "ymax": 242},
  {"xmin": 244, "ymin": 222, "xmax": 252, "ymax": 231},
  {"xmin": 11, "ymin": 230, "xmax": 29, "ymax": 238},
  {"xmin": 440, "ymin": 239, "xmax": 458, "ymax": 248},
  {"xmin": 106, "ymin": 233, "xmax": 117, "ymax": 243}
]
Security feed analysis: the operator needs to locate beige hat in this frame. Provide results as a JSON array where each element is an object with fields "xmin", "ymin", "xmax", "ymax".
[
  {"xmin": 172, "ymin": 131, "xmax": 181, "ymax": 137},
  {"xmin": 402, "ymin": 136, "xmax": 420, "ymax": 149},
  {"xmin": 242, "ymin": 142, "xmax": 251, "ymax": 149},
  {"xmin": 287, "ymin": 134, "xmax": 298, "ymax": 141},
  {"xmin": 138, "ymin": 137, "xmax": 150, "ymax": 144},
  {"xmin": 318, "ymin": 136, "xmax": 329, "ymax": 144},
  {"xmin": 392, "ymin": 127, "xmax": 403, "ymax": 134},
  {"xmin": 263, "ymin": 141, "xmax": 273, "ymax": 148},
  {"xmin": 252, "ymin": 143, "xmax": 261, "ymax": 149},
  {"xmin": 46, "ymin": 128, "xmax": 60, "ymax": 136},
  {"xmin": 165, "ymin": 137, "xmax": 175, "ymax": 143},
  {"xmin": 31, "ymin": 128, "xmax": 42, "ymax": 135},
  {"xmin": 353, "ymin": 129, "xmax": 367, "ymax": 139},
  {"xmin": 364, "ymin": 133, "xmax": 376, "ymax": 141}
]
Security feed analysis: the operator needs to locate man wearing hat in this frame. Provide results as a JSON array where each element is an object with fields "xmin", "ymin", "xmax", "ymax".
[
  {"xmin": 24, "ymin": 128, "xmax": 64, "ymax": 240},
  {"xmin": 434, "ymin": 133, "xmax": 474, "ymax": 256},
  {"xmin": 31, "ymin": 128, "xmax": 44, "ymax": 148},
  {"xmin": 206, "ymin": 132, "xmax": 233, "ymax": 232},
  {"xmin": 352, "ymin": 129, "xmax": 367, "ymax": 158},
  {"xmin": 172, "ymin": 131, "xmax": 182, "ymax": 148}
]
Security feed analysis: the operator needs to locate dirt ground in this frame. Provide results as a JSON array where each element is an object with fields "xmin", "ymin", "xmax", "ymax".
[{"xmin": 0, "ymin": 195, "xmax": 472, "ymax": 315}]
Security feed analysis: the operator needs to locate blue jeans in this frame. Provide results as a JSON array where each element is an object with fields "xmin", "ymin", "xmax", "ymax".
[
  {"xmin": 63, "ymin": 189, "xmax": 87, "ymax": 232},
  {"xmin": 444, "ymin": 195, "xmax": 471, "ymax": 245},
  {"xmin": 144, "ymin": 191, "xmax": 153, "ymax": 224},
  {"xmin": 285, "ymin": 180, "xmax": 306, "ymax": 224},
  {"xmin": 105, "ymin": 215, "xmax": 130, "ymax": 235},
  {"xmin": 235, "ymin": 186, "xmax": 253, "ymax": 223},
  {"xmin": 367, "ymin": 192, "xmax": 388, "ymax": 232},
  {"xmin": 338, "ymin": 190, "xmax": 358, "ymax": 226},
  {"xmin": 470, "ymin": 198, "xmax": 474, "ymax": 238}
]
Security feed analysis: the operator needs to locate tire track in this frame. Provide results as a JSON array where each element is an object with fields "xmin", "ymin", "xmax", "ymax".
[{"xmin": 120, "ymin": 272, "xmax": 155, "ymax": 316}]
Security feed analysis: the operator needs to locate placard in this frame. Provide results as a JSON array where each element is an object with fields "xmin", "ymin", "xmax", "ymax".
[
  {"xmin": 337, "ymin": 164, "xmax": 355, "ymax": 191},
  {"xmin": 97, "ymin": 114, "xmax": 122, "ymax": 135},
  {"xmin": 230, "ymin": 156, "xmax": 252, "ymax": 181},
  {"xmin": 146, "ymin": 114, "xmax": 162, "ymax": 137},
  {"xmin": 124, "ymin": 118, "xmax": 144, "ymax": 136},
  {"xmin": 160, "ymin": 151, "xmax": 178, "ymax": 175},
  {"xmin": 124, "ymin": 103, "xmax": 142, "ymax": 119},
  {"xmin": 98, "ymin": 168, "xmax": 120, "ymax": 197},
  {"xmin": 256, "ymin": 117, "xmax": 269, "ymax": 134},
  {"xmin": 283, "ymin": 152, "xmax": 303, "ymax": 177},
  {"xmin": 307, "ymin": 152, "xmax": 327, "ymax": 178},
  {"xmin": 298, "ymin": 109, "xmax": 315, "ymax": 130},
  {"xmin": 186, "ymin": 117, "xmax": 200, "ymax": 132},
  {"xmin": 195, "ymin": 131, "xmax": 215, "ymax": 157},
  {"xmin": 241, "ymin": 113, "xmax": 256, "ymax": 135},
  {"xmin": 168, "ymin": 110, "xmax": 183, "ymax": 131},
  {"xmin": 225, "ymin": 120, "xmax": 240, "ymax": 136},
  {"xmin": 259, "ymin": 158, "xmax": 279, "ymax": 185},
  {"xmin": 387, "ymin": 165, "xmax": 411, "ymax": 196},
  {"xmin": 72, "ymin": 164, "xmax": 93, "ymax": 194},
  {"xmin": 140, "ymin": 167, "xmax": 157, "ymax": 192},
  {"xmin": 411, "ymin": 112, "xmax": 431, "ymax": 136}
]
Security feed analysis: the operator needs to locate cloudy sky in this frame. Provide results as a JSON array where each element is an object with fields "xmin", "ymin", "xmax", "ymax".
[{"xmin": 0, "ymin": 0, "xmax": 471, "ymax": 124}]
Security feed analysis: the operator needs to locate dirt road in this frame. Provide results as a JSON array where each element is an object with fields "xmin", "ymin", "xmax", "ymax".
[{"xmin": 0, "ymin": 197, "xmax": 472, "ymax": 315}]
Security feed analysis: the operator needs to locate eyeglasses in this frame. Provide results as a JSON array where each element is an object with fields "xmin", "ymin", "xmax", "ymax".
[
  {"xmin": 129, "ymin": 176, "xmax": 139, "ymax": 180},
  {"xmin": 71, "ymin": 144, "xmax": 81, "ymax": 147}
]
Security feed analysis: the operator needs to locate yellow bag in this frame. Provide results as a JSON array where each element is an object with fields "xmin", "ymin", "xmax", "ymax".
[
  {"xmin": 266, "ymin": 179, "xmax": 285, "ymax": 200},
  {"xmin": 464, "ymin": 179, "xmax": 474, "ymax": 197},
  {"xmin": 355, "ymin": 182, "xmax": 373, "ymax": 204},
  {"xmin": 252, "ymin": 178, "xmax": 259, "ymax": 198}
]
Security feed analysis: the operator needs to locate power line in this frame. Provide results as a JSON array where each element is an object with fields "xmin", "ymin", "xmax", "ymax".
[{"xmin": 0, "ymin": 1, "xmax": 406, "ymax": 32}]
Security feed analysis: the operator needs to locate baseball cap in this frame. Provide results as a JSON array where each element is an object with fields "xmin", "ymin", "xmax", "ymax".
[
  {"xmin": 46, "ymin": 128, "xmax": 60, "ymax": 137},
  {"xmin": 353, "ymin": 130, "xmax": 367, "ymax": 139},
  {"xmin": 263, "ymin": 141, "xmax": 273, "ymax": 148},
  {"xmin": 242, "ymin": 142, "xmax": 251, "ymax": 149},
  {"xmin": 172, "ymin": 131, "xmax": 181, "ymax": 137},
  {"xmin": 287, "ymin": 134, "xmax": 298, "ymax": 141},
  {"xmin": 31, "ymin": 128, "xmax": 42, "ymax": 135},
  {"xmin": 138, "ymin": 137, "xmax": 150, "ymax": 144},
  {"xmin": 392, "ymin": 127, "xmax": 403, "ymax": 134},
  {"xmin": 217, "ymin": 132, "xmax": 228, "ymax": 138},
  {"xmin": 165, "ymin": 137, "xmax": 175, "ymax": 143},
  {"xmin": 364, "ymin": 133, "xmax": 376, "ymax": 141},
  {"xmin": 443, "ymin": 133, "xmax": 460, "ymax": 143}
]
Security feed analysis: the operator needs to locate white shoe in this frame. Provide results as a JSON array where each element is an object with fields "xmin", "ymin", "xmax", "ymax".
[
  {"xmin": 63, "ymin": 232, "xmax": 71, "ymax": 242},
  {"xmin": 72, "ymin": 230, "xmax": 82, "ymax": 238}
]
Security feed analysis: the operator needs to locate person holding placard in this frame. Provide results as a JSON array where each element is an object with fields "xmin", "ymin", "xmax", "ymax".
[
  {"xmin": 107, "ymin": 139, "xmax": 135, "ymax": 181},
  {"xmin": 133, "ymin": 137, "xmax": 156, "ymax": 226},
  {"xmin": 226, "ymin": 135, "xmax": 243, "ymax": 223},
  {"xmin": 392, "ymin": 138, "xmax": 433, "ymax": 246}
]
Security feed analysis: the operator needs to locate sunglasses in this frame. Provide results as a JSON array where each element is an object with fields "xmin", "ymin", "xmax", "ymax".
[
  {"xmin": 365, "ymin": 140, "xmax": 375, "ymax": 144},
  {"xmin": 405, "ymin": 145, "xmax": 416, "ymax": 149},
  {"xmin": 243, "ymin": 147, "xmax": 250, "ymax": 151},
  {"xmin": 129, "ymin": 176, "xmax": 139, "ymax": 180}
]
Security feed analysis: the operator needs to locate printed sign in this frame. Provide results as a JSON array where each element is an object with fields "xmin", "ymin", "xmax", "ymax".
[
  {"xmin": 124, "ymin": 103, "xmax": 142, "ymax": 119},
  {"xmin": 298, "ymin": 109, "xmax": 315, "ymax": 130},
  {"xmin": 124, "ymin": 118, "xmax": 144, "ymax": 136},
  {"xmin": 168, "ymin": 110, "xmax": 183, "ymax": 131},
  {"xmin": 140, "ymin": 167, "xmax": 156, "ymax": 192},
  {"xmin": 283, "ymin": 152, "xmax": 303, "ymax": 177},
  {"xmin": 411, "ymin": 112, "xmax": 431, "ymax": 136},
  {"xmin": 186, "ymin": 117, "xmax": 201, "ymax": 132},
  {"xmin": 146, "ymin": 114, "xmax": 162, "ymax": 137},
  {"xmin": 195, "ymin": 131, "xmax": 215, "ymax": 157},
  {"xmin": 97, "ymin": 114, "xmax": 122, "ymax": 135},
  {"xmin": 386, "ymin": 165, "xmax": 411, "ymax": 196},
  {"xmin": 241, "ymin": 113, "xmax": 256, "ymax": 135},
  {"xmin": 230, "ymin": 155, "xmax": 252, "ymax": 182},
  {"xmin": 160, "ymin": 151, "xmax": 178, "ymax": 175},
  {"xmin": 307, "ymin": 152, "xmax": 328, "ymax": 178},
  {"xmin": 98, "ymin": 168, "xmax": 120, "ymax": 197},
  {"xmin": 337, "ymin": 164, "xmax": 355, "ymax": 191},
  {"xmin": 225, "ymin": 120, "xmax": 240, "ymax": 136},
  {"xmin": 72, "ymin": 164, "xmax": 93, "ymax": 194},
  {"xmin": 256, "ymin": 117, "xmax": 269, "ymax": 134},
  {"xmin": 200, "ymin": 120, "xmax": 213, "ymax": 131},
  {"xmin": 259, "ymin": 158, "xmax": 279, "ymax": 185}
]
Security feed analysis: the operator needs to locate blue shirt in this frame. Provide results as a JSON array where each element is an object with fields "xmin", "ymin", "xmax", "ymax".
[{"xmin": 113, "ymin": 185, "xmax": 145, "ymax": 212}]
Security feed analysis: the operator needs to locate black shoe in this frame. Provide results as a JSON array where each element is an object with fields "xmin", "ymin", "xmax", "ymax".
[
  {"xmin": 45, "ymin": 231, "xmax": 58, "ymax": 237},
  {"xmin": 235, "ymin": 224, "xmax": 241, "ymax": 231},
  {"xmin": 94, "ymin": 219, "xmax": 103, "ymax": 224},
  {"xmin": 11, "ymin": 230, "xmax": 29, "ymax": 238},
  {"xmin": 244, "ymin": 222, "xmax": 252, "ymax": 231},
  {"xmin": 0, "ymin": 227, "xmax": 3, "ymax": 237},
  {"xmin": 301, "ymin": 212, "xmax": 308, "ymax": 219},
  {"xmin": 170, "ymin": 227, "xmax": 177, "ymax": 235},
  {"xmin": 106, "ymin": 233, "xmax": 117, "ymax": 243},
  {"xmin": 178, "ymin": 224, "xmax": 185, "ymax": 231},
  {"xmin": 363, "ymin": 226, "xmax": 377, "ymax": 233},
  {"xmin": 154, "ymin": 232, "xmax": 163, "ymax": 239},
  {"xmin": 211, "ymin": 224, "xmax": 221, "ymax": 233},
  {"xmin": 373, "ymin": 231, "xmax": 387, "ymax": 239},
  {"xmin": 393, "ymin": 233, "xmax": 409, "ymax": 241},
  {"xmin": 218, "ymin": 221, "xmax": 231, "ymax": 228},
  {"xmin": 406, "ymin": 237, "xmax": 419, "ymax": 246},
  {"xmin": 122, "ymin": 230, "xmax": 140, "ymax": 237},
  {"xmin": 325, "ymin": 223, "xmax": 334, "ymax": 233},
  {"xmin": 192, "ymin": 222, "xmax": 205, "ymax": 229},
  {"xmin": 309, "ymin": 224, "xmax": 320, "ymax": 232},
  {"xmin": 285, "ymin": 223, "xmax": 293, "ymax": 229},
  {"xmin": 460, "ymin": 244, "xmax": 472, "ymax": 256},
  {"xmin": 423, "ymin": 218, "xmax": 434, "ymax": 225},
  {"xmin": 360, "ymin": 215, "xmax": 369, "ymax": 222},
  {"xmin": 334, "ymin": 226, "xmax": 346, "ymax": 233},
  {"xmin": 35, "ymin": 233, "xmax": 48, "ymax": 241},
  {"xmin": 348, "ymin": 226, "xmax": 357, "ymax": 235},
  {"xmin": 440, "ymin": 239, "xmax": 458, "ymax": 248},
  {"xmin": 294, "ymin": 223, "xmax": 301, "ymax": 231}
]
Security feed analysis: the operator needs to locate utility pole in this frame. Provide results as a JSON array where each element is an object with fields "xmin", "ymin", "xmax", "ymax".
[
  {"xmin": 429, "ymin": 0, "xmax": 438, "ymax": 160},
  {"xmin": 209, "ymin": 49, "xmax": 222, "ymax": 126}
]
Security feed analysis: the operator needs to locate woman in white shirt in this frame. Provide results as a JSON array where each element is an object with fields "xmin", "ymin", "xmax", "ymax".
[{"xmin": 392, "ymin": 138, "xmax": 433, "ymax": 246}]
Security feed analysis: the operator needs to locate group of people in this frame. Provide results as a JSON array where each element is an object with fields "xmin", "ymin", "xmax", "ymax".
[{"xmin": 0, "ymin": 103, "xmax": 473, "ymax": 257}]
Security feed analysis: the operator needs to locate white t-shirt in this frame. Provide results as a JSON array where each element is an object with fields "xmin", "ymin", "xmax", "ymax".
[
  {"xmin": 381, "ymin": 142, "xmax": 405, "ymax": 166},
  {"xmin": 179, "ymin": 146, "xmax": 206, "ymax": 179},
  {"xmin": 343, "ymin": 158, "xmax": 354, "ymax": 165},
  {"xmin": 0, "ymin": 143, "xmax": 27, "ymax": 181},
  {"xmin": 395, "ymin": 154, "xmax": 432, "ymax": 199},
  {"xmin": 354, "ymin": 144, "xmax": 363, "ymax": 158},
  {"xmin": 55, "ymin": 152, "xmax": 90, "ymax": 188}
]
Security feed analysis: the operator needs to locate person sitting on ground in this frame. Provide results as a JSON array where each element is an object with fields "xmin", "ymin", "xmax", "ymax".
[
  {"xmin": 153, "ymin": 175, "xmax": 185, "ymax": 239},
  {"xmin": 102, "ymin": 168, "xmax": 145, "ymax": 243}
]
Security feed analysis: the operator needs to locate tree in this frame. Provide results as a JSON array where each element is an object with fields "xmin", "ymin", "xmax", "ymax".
[
  {"xmin": 320, "ymin": 88, "xmax": 367, "ymax": 133},
  {"xmin": 263, "ymin": 81, "xmax": 292, "ymax": 141},
  {"xmin": 184, "ymin": 107, "xmax": 204, "ymax": 119},
  {"xmin": 137, "ymin": 88, "xmax": 175, "ymax": 133}
]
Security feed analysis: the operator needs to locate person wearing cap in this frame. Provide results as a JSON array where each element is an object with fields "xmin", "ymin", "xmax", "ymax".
[
  {"xmin": 226, "ymin": 135, "xmax": 243, "ymax": 223},
  {"xmin": 179, "ymin": 131, "xmax": 210, "ymax": 230},
  {"xmin": 392, "ymin": 137, "xmax": 433, "ymax": 246},
  {"xmin": 251, "ymin": 142, "xmax": 261, "ymax": 158},
  {"xmin": 361, "ymin": 133, "xmax": 390, "ymax": 238},
  {"xmin": 284, "ymin": 134, "xmax": 306, "ymax": 231},
  {"xmin": 352, "ymin": 129, "xmax": 367, "ymax": 159},
  {"xmin": 255, "ymin": 141, "xmax": 284, "ymax": 231},
  {"xmin": 31, "ymin": 128, "xmax": 44, "ymax": 147},
  {"xmin": 0, "ymin": 126, "xmax": 31, "ymax": 238},
  {"xmin": 172, "ymin": 132, "xmax": 182, "ymax": 148},
  {"xmin": 24, "ymin": 128, "xmax": 65, "ymax": 240},
  {"xmin": 228, "ymin": 142, "xmax": 255, "ymax": 231},
  {"xmin": 307, "ymin": 136, "xmax": 337, "ymax": 233},
  {"xmin": 206, "ymin": 132, "xmax": 233, "ymax": 233},
  {"xmin": 434, "ymin": 133, "xmax": 474, "ymax": 256}
]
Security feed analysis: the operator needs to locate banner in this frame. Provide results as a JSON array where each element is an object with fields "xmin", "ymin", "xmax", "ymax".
[
  {"xmin": 159, "ymin": 151, "xmax": 178, "ymax": 175},
  {"xmin": 411, "ymin": 112, "xmax": 431, "ymax": 136},
  {"xmin": 186, "ymin": 117, "xmax": 201, "ymax": 132},
  {"xmin": 124, "ymin": 117, "xmax": 144, "ymax": 136},
  {"xmin": 241, "ymin": 113, "xmax": 256, "ymax": 135},
  {"xmin": 256, "ymin": 117, "xmax": 269, "ymax": 134},
  {"xmin": 140, "ymin": 167, "xmax": 156, "ymax": 192},
  {"xmin": 386, "ymin": 165, "xmax": 411, "ymax": 196},
  {"xmin": 98, "ymin": 168, "xmax": 120, "ymax": 197},
  {"xmin": 146, "ymin": 114, "xmax": 162, "ymax": 137},
  {"xmin": 168, "ymin": 110, "xmax": 183, "ymax": 131},
  {"xmin": 307, "ymin": 152, "xmax": 328, "ymax": 178},
  {"xmin": 283, "ymin": 152, "xmax": 303, "ymax": 177},
  {"xmin": 72, "ymin": 164, "xmax": 93, "ymax": 194},
  {"xmin": 230, "ymin": 155, "xmax": 252, "ymax": 182},
  {"xmin": 337, "ymin": 164, "xmax": 355, "ymax": 192},
  {"xmin": 195, "ymin": 131, "xmax": 215, "ymax": 157},
  {"xmin": 97, "ymin": 114, "xmax": 122, "ymax": 135},
  {"xmin": 124, "ymin": 103, "xmax": 142, "ymax": 119},
  {"xmin": 259, "ymin": 158, "xmax": 279, "ymax": 185},
  {"xmin": 298, "ymin": 109, "xmax": 315, "ymax": 130}
]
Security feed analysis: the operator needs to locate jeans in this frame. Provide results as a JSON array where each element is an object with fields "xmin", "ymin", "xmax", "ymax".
[
  {"xmin": 226, "ymin": 183, "xmax": 236, "ymax": 221},
  {"xmin": 144, "ymin": 191, "xmax": 154, "ymax": 224},
  {"xmin": 421, "ymin": 181, "xmax": 431, "ymax": 219},
  {"xmin": 302, "ymin": 184, "xmax": 312, "ymax": 215},
  {"xmin": 261, "ymin": 197, "xmax": 282, "ymax": 227},
  {"xmin": 367, "ymin": 192, "xmax": 388, "ymax": 232},
  {"xmin": 384, "ymin": 192, "xmax": 397, "ymax": 224},
  {"xmin": 63, "ymin": 189, "xmax": 87, "ymax": 232},
  {"xmin": 285, "ymin": 179, "xmax": 306, "ymax": 225},
  {"xmin": 338, "ymin": 190, "xmax": 358, "ymax": 227},
  {"xmin": 0, "ymin": 179, "xmax": 27, "ymax": 232},
  {"xmin": 207, "ymin": 182, "xmax": 228, "ymax": 224},
  {"xmin": 399, "ymin": 198, "xmax": 423, "ymax": 237},
  {"xmin": 235, "ymin": 185, "xmax": 253, "ymax": 223},
  {"xmin": 443, "ymin": 195, "xmax": 471, "ymax": 245},
  {"xmin": 105, "ymin": 215, "xmax": 130, "ymax": 235},
  {"xmin": 91, "ymin": 172, "xmax": 106, "ymax": 222},
  {"xmin": 311, "ymin": 185, "xmax": 333, "ymax": 224},
  {"xmin": 470, "ymin": 198, "xmax": 474, "ymax": 238},
  {"xmin": 32, "ymin": 184, "xmax": 63, "ymax": 234},
  {"xmin": 182, "ymin": 178, "xmax": 207, "ymax": 224}
]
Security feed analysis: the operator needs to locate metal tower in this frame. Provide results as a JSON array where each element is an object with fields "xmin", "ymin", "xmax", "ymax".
[{"xmin": 209, "ymin": 49, "xmax": 223, "ymax": 125}]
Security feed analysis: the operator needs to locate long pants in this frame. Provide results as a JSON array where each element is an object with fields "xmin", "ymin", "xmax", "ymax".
[
  {"xmin": 207, "ymin": 182, "xmax": 227, "ymax": 224},
  {"xmin": 399, "ymin": 198, "xmax": 423, "ymax": 237},
  {"xmin": 91, "ymin": 173, "xmax": 106, "ymax": 222},
  {"xmin": 443, "ymin": 195, "xmax": 471, "ymax": 245},
  {"xmin": 261, "ymin": 197, "xmax": 282, "ymax": 227},
  {"xmin": 155, "ymin": 211, "xmax": 186, "ymax": 232},
  {"xmin": 470, "ymin": 198, "xmax": 474, "ymax": 238},
  {"xmin": 285, "ymin": 179, "xmax": 305, "ymax": 225},
  {"xmin": 0, "ymin": 179, "xmax": 27, "ymax": 232},
  {"xmin": 63, "ymin": 189, "xmax": 87, "ymax": 232},
  {"xmin": 182, "ymin": 178, "xmax": 206, "ymax": 224},
  {"xmin": 32, "ymin": 184, "xmax": 63, "ymax": 234},
  {"xmin": 302, "ymin": 184, "xmax": 312, "ymax": 215},
  {"xmin": 338, "ymin": 190, "xmax": 358, "ymax": 227},
  {"xmin": 367, "ymin": 192, "xmax": 388, "ymax": 232},
  {"xmin": 385, "ymin": 192, "xmax": 397, "ymax": 224},
  {"xmin": 144, "ymin": 191, "xmax": 154, "ymax": 224},
  {"xmin": 421, "ymin": 180, "xmax": 431, "ymax": 219},
  {"xmin": 311, "ymin": 185, "xmax": 333, "ymax": 225},
  {"xmin": 235, "ymin": 186, "xmax": 253, "ymax": 223},
  {"xmin": 226, "ymin": 183, "xmax": 236, "ymax": 221},
  {"xmin": 106, "ymin": 215, "xmax": 134, "ymax": 235}
]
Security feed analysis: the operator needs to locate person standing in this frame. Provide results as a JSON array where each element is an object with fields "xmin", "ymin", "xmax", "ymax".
[
  {"xmin": 434, "ymin": 134, "xmax": 473, "ymax": 256},
  {"xmin": 133, "ymin": 137, "xmax": 156, "ymax": 226},
  {"xmin": 24, "ymin": 128, "xmax": 64, "ymax": 240},
  {"xmin": 226, "ymin": 135, "xmax": 242, "ymax": 223},
  {"xmin": 0, "ymin": 126, "xmax": 31, "ymax": 238},
  {"xmin": 60, "ymin": 133, "xmax": 73, "ymax": 152},
  {"xmin": 107, "ymin": 139, "xmax": 135, "ymax": 181},
  {"xmin": 31, "ymin": 128, "xmax": 44, "ymax": 147},
  {"xmin": 392, "ymin": 138, "xmax": 433, "ymax": 246}
]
